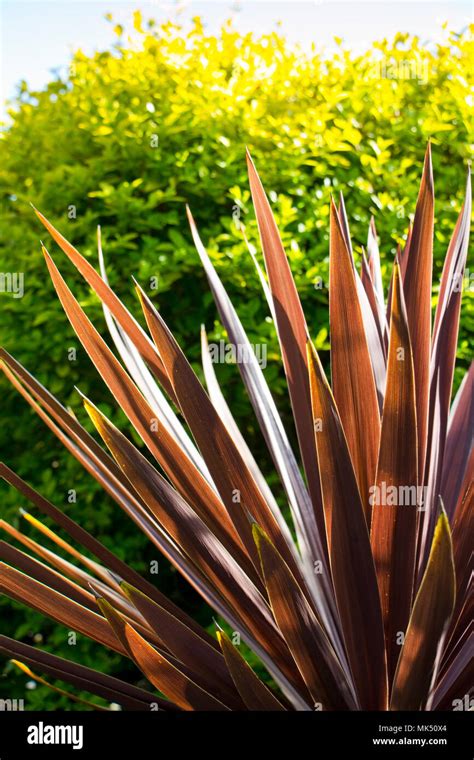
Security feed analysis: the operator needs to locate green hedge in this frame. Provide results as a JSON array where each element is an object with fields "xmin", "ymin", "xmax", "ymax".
[{"xmin": 0, "ymin": 16, "xmax": 472, "ymax": 708}]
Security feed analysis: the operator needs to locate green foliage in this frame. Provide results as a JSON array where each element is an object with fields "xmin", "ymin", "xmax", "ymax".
[{"xmin": 0, "ymin": 16, "xmax": 472, "ymax": 708}]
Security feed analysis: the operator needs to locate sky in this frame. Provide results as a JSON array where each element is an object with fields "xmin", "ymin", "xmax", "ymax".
[{"xmin": 0, "ymin": 0, "xmax": 472, "ymax": 108}]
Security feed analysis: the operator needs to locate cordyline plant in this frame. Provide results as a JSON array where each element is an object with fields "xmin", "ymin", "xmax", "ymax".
[{"xmin": 0, "ymin": 147, "xmax": 471, "ymax": 712}]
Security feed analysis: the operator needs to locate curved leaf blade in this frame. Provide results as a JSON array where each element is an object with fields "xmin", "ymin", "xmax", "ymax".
[
  {"xmin": 253, "ymin": 524, "xmax": 355, "ymax": 711},
  {"xmin": 391, "ymin": 509, "xmax": 456, "ymax": 710},
  {"xmin": 97, "ymin": 597, "xmax": 229, "ymax": 711},
  {"xmin": 307, "ymin": 340, "xmax": 387, "ymax": 709},
  {"xmin": 402, "ymin": 144, "xmax": 434, "ymax": 480},
  {"xmin": 329, "ymin": 199, "xmax": 381, "ymax": 518},
  {"xmin": 121, "ymin": 581, "xmax": 243, "ymax": 709},
  {"xmin": 0, "ymin": 635, "xmax": 170, "ymax": 711},
  {"xmin": 370, "ymin": 263, "xmax": 418, "ymax": 682},
  {"xmin": 246, "ymin": 151, "xmax": 327, "ymax": 556},
  {"xmin": 419, "ymin": 169, "xmax": 471, "ymax": 573},
  {"xmin": 217, "ymin": 629, "xmax": 285, "ymax": 711}
]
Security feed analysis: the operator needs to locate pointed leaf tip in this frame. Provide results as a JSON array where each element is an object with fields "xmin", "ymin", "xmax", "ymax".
[
  {"xmin": 87, "ymin": 582, "xmax": 103, "ymax": 601},
  {"xmin": 82, "ymin": 397, "xmax": 105, "ymax": 434},
  {"xmin": 251, "ymin": 522, "xmax": 264, "ymax": 550},
  {"xmin": 423, "ymin": 142, "xmax": 434, "ymax": 190}
]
